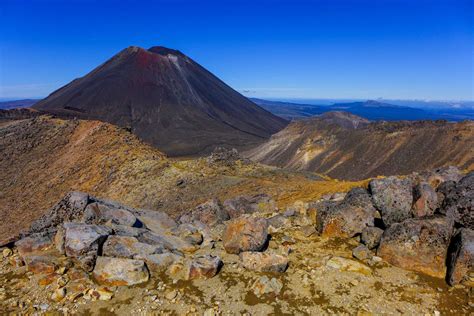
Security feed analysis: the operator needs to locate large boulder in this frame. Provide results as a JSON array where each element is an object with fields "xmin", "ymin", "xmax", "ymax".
[
  {"xmin": 137, "ymin": 252, "xmax": 182, "ymax": 272},
  {"xmin": 93, "ymin": 257, "xmax": 149, "ymax": 286},
  {"xmin": 223, "ymin": 215, "xmax": 268, "ymax": 254},
  {"xmin": 316, "ymin": 188, "xmax": 376, "ymax": 238},
  {"xmin": 179, "ymin": 199, "xmax": 229, "ymax": 226},
  {"xmin": 411, "ymin": 182, "xmax": 438, "ymax": 218},
  {"xmin": 446, "ymin": 228, "xmax": 474, "ymax": 285},
  {"xmin": 369, "ymin": 177, "xmax": 413, "ymax": 227},
  {"xmin": 240, "ymin": 251, "xmax": 288, "ymax": 272},
  {"xmin": 416, "ymin": 166, "xmax": 464, "ymax": 188},
  {"xmin": 82, "ymin": 203, "xmax": 141, "ymax": 227},
  {"xmin": 377, "ymin": 216, "xmax": 453, "ymax": 278},
  {"xmin": 441, "ymin": 172, "xmax": 474, "ymax": 230},
  {"xmin": 60, "ymin": 223, "xmax": 112, "ymax": 271},
  {"xmin": 102, "ymin": 236, "xmax": 164, "ymax": 258}
]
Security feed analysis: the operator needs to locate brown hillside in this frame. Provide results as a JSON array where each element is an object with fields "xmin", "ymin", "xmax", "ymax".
[
  {"xmin": 246, "ymin": 112, "xmax": 474, "ymax": 180},
  {"xmin": 0, "ymin": 116, "xmax": 364, "ymax": 244}
]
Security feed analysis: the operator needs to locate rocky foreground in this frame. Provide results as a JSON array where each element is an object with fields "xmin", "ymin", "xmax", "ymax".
[{"xmin": 0, "ymin": 167, "xmax": 473, "ymax": 314}]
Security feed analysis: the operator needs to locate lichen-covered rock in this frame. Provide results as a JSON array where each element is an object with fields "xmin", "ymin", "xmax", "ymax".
[
  {"xmin": 252, "ymin": 276, "xmax": 283, "ymax": 297},
  {"xmin": 185, "ymin": 255, "xmax": 222, "ymax": 280},
  {"xmin": 369, "ymin": 177, "xmax": 413, "ymax": 227},
  {"xmin": 240, "ymin": 251, "xmax": 288, "ymax": 272},
  {"xmin": 222, "ymin": 215, "xmax": 268, "ymax": 254},
  {"xmin": 133, "ymin": 209, "xmax": 177, "ymax": 234},
  {"xmin": 102, "ymin": 236, "xmax": 164, "ymax": 258},
  {"xmin": 15, "ymin": 233, "xmax": 53, "ymax": 258},
  {"xmin": 82, "ymin": 203, "xmax": 141, "ymax": 227},
  {"xmin": 23, "ymin": 254, "xmax": 57, "ymax": 274},
  {"xmin": 93, "ymin": 257, "xmax": 149, "ymax": 286},
  {"xmin": 352, "ymin": 245, "xmax": 372, "ymax": 261},
  {"xmin": 136, "ymin": 252, "xmax": 182, "ymax": 272},
  {"xmin": 377, "ymin": 216, "xmax": 453, "ymax": 278},
  {"xmin": 316, "ymin": 188, "xmax": 376, "ymax": 238},
  {"xmin": 174, "ymin": 224, "xmax": 204, "ymax": 246},
  {"xmin": 179, "ymin": 199, "xmax": 229, "ymax": 226},
  {"xmin": 361, "ymin": 227, "xmax": 384, "ymax": 249},
  {"xmin": 62, "ymin": 223, "xmax": 112, "ymax": 271},
  {"xmin": 441, "ymin": 172, "xmax": 474, "ymax": 230},
  {"xmin": 446, "ymin": 228, "xmax": 474, "ymax": 285},
  {"xmin": 137, "ymin": 231, "xmax": 197, "ymax": 253},
  {"xmin": 326, "ymin": 256, "xmax": 372, "ymax": 275},
  {"xmin": 412, "ymin": 182, "xmax": 438, "ymax": 218}
]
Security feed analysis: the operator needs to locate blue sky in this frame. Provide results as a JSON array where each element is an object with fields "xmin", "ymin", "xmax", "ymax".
[{"xmin": 0, "ymin": 0, "xmax": 473, "ymax": 100}]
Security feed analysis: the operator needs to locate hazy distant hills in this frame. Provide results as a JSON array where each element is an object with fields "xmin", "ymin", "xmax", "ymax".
[
  {"xmin": 252, "ymin": 98, "xmax": 474, "ymax": 121},
  {"xmin": 0, "ymin": 99, "xmax": 39, "ymax": 110},
  {"xmin": 32, "ymin": 46, "xmax": 287, "ymax": 156}
]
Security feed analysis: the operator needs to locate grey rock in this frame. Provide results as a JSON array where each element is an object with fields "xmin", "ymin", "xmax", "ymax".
[
  {"xmin": 62, "ymin": 223, "xmax": 112, "ymax": 271},
  {"xmin": 82, "ymin": 203, "xmax": 141, "ymax": 227},
  {"xmin": 252, "ymin": 276, "xmax": 283, "ymax": 297},
  {"xmin": 369, "ymin": 177, "xmax": 413, "ymax": 227},
  {"xmin": 179, "ymin": 199, "xmax": 229, "ymax": 226},
  {"xmin": 441, "ymin": 172, "xmax": 474, "ymax": 229},
  {"xmin": 352, "ymin": 245, "xmax": 372, "ymax": 261},
  {"xmin": 317, "ymin": 188, "xmax": 376, "ymax": 238},
  {"xmin": 93, "ymin": 257, "xmax": 149, "ymax": 286},
  {"xmin": 186, "ymin": 254, "xmax": 222, "ymax": 279},
  {"xmin": 223, "ymin": 194, "xmax": 276, "ymax": 219},
  {"xmin": 133, "ymin": 209, "xmax": 177, "ymax": 234},
  {"xmin": 103, "ymin": 236, "xmax": 164, "ymax": 258},
  {"xmin": 361, "ymin": 227, "xmax": 384, "ymax": 249}
]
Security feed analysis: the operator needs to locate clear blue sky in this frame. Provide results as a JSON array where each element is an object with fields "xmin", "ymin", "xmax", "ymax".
[{"xmin": 1, "ymin": 0, "xmax": 473, "ymax": 100}]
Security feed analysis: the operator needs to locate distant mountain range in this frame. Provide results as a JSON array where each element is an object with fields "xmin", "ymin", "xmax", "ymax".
[
  {"xmin": 252, "ymin": 98, "xmax": 474, "ymax": 121},
  {"xmin": 0, "ymin": 99, "xmax": 38, "ymax": 110}
]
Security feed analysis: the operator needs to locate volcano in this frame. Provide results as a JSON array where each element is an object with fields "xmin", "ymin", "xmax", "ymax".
[{"xmin": 33, "ymin": 46, "xmax": 287, "ymax": 156}]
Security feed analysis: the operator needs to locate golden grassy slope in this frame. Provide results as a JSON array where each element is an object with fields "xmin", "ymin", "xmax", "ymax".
[{"xmin": 0, "ymin": 116, "xmax": 365, "ymax": 243}]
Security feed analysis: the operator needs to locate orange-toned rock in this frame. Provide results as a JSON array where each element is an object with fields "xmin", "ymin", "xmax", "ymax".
[
  {"xmin": 185, "ymin": 255, "xmax": 222, "ymax": 280},
  {"xmin": 15, "ymin": 234, "xmax": 53, "ymax": 258},
  {"xmin": 23, "ymin": 254, "xmax": 57, "ymax": 274},
  {"xmin": 412, "ymin": 182, "xmax": 438, "ymax": 218},
  {"xmin": 317, "ymin": 188, "xmax": 376, "ymax": 238},
  {"xmin": 222, "ymin": 215, "xmax": 268, "ymax": 254},
  {"xmin": 378, "ymin": 216, "xmax": 453, "ymax": 278}
]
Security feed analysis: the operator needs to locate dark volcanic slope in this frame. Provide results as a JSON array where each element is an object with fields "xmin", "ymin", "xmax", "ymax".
[
  {"xmin": 33, "ymin": 46, "xmax": 287, "ymax": 156},
  {"xmin": 246, "ymin": 111, "xmax": 474, "ymax": 180}
]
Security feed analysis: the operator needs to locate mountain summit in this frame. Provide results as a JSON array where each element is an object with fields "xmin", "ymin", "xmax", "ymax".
[{"xmin": 33, "ymin": 46, "xmax": 287, "ymax": 156}]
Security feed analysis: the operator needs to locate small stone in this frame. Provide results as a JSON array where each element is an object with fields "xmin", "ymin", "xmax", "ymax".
[
  {"xmin": 186, "ymin": 255, "xmax": 222, "ymax": 280},
  {"xmin": 165, "ymin": 290, "xmax": 178, "ymax": 300},
  {"xmin": 57, "ymin": 276, "xmax": 69, "ymax": 287},
  {"xmin": 2, "ymin": 248, "xmax": 12, "ymax": 258},
  {"xmin": 204, "ymin": 308, "xmax": 217, "ymax": 316},
  {"xmin": 51, "ymin": 287, "xmax": 66, "ymax": 302},
  {"xmin": 93, "ymin": 257, "xmax": 149, "ymax": 286},
  {"xmin": 326, "ymin": 256, "xmax": 372, "ymax": 275},
  {"xmin": 352, "ymin": 245, "xmax": 372, "ymax": 261},
  {"xmin": 301, "ymin": 225, "xmax": 317, "ymax": 237},
  {"xmin": 56, "ymin": 266, "xmax": 67, "ymax": 275},
  {"xmin": 252, "ymin": 276, "xmax": 283, "ymax": 297}
]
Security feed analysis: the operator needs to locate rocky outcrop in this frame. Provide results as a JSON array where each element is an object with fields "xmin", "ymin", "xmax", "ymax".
[
  {"xmin": 179, "ymin": 199, "xmax": 229, "ymax": 226},
  {"xmin": 377, "ymin": 217, "xmax": 453, "ymax": 278},
  {"xmin": 222, "ymin": 215, "xmax": 268, "ymax": 254}
]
